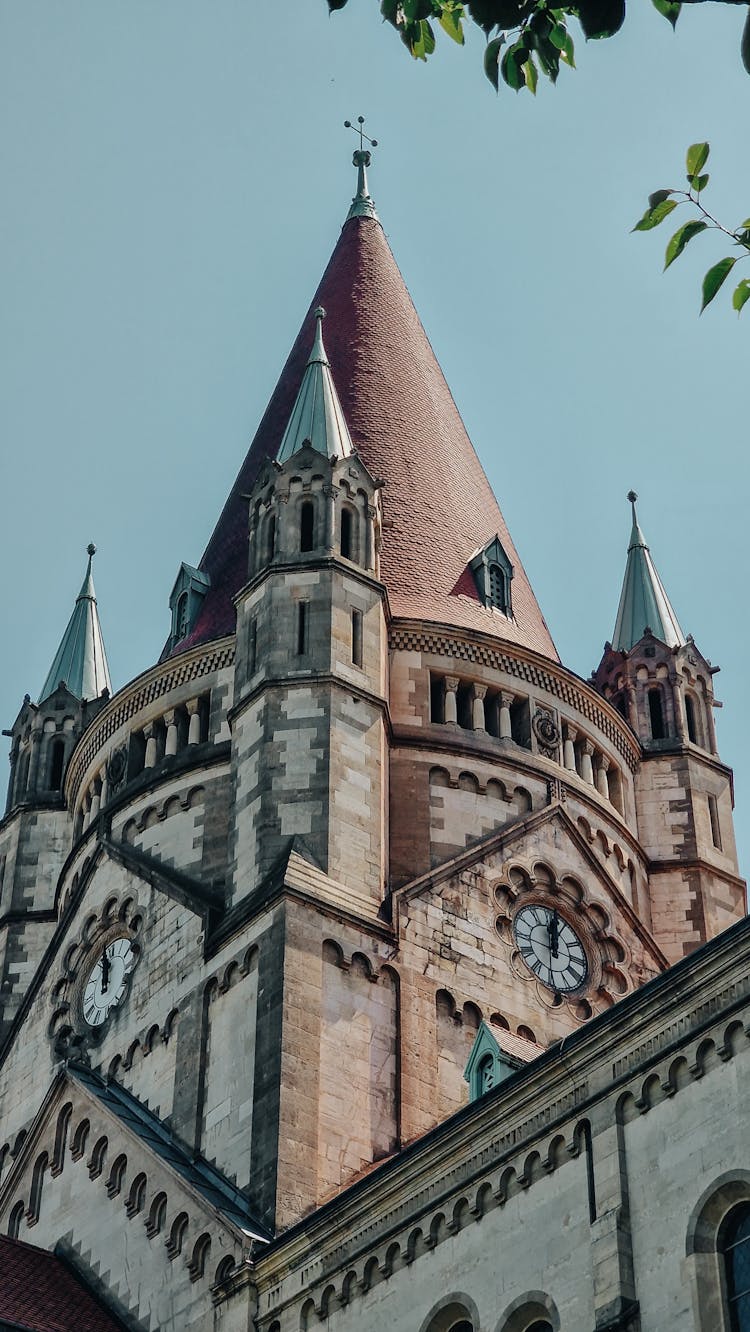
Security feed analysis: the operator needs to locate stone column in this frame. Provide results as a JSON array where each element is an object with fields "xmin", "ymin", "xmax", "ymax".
[
  {"xmin": 324, "ymin": 486, "xmax": 336, "ymax": 555},
  {"xmin": 164, "ymin": 710, "xmax": 178, "ymax": 758},
  {"xmin": 99, "ymin": 766, "xmax": 108, "ymax": 811},
  {"xmin": 672, "ymin": 676, "xmax": 686, "ymax": 741},
  {"xmin": 88, "ymin": 781, "xmax": 100, "ymax": 823},
  {"xmin": 247, "ymin": 514, "xmax": 258, "ymax": 578},
  {"xmin": 365, "ymin": 504, "xmax": 377, "ymax": 571},
  {"xmin": 498, "ymin": 691, "xmax": 514, "ymax": 740},
  {"xmin": 143, "ymin": 724, "xmax": 157, "ymax": 770},
  {"xmin": 563, "ymin": 725, "xmax": 577, "ymax": 772},
  {"xmin": 589, "ymin": 1113, "xmax": 638, "ymax": 1331},
  {"xmin": 187, "ymin": 700, "xmax": 201, "ymax": 747},
  {"xmin": 444, "ymin": 677, "xmax": 459, "ymax": 726},
  {"xmin": 27, "ymin": 728, "xmax": 42, "ymax": 793},
  {"xmin": 706, "ymin": 697, "xmax": 718, "ymax": 755},
  {"xmin": 581, "ymin": 739, "xmax": 595, "ymax": 786},
  {"xmin": 471, "ymin": 683, "xmax": 487, "ymax": 731},
  {"xmin": 595, "ymin": 753, "xmax": 610, "ymax": 799}
]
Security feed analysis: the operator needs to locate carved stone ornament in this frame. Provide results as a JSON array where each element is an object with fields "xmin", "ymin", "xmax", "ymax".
[
  {"xmin": 106, "ymin": 745, "xmax": 128, "ymax": 793},
  {"xmin": 532, "ymin": 708, "xmax": 561, "ymax": 758}
]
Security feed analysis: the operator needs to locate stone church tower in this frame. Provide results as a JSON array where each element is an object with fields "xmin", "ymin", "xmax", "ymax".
[{"xmin": 0, "ymin": 151, "xmax": 745, "ymax": 1332}]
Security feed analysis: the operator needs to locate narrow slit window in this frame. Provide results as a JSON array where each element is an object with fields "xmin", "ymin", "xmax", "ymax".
[
  {"xmin": 351, "ymin": 608, "xmax": 363, "ymax": 667},
  {"xmin": 266, "ymin": 515, "xmax": 276, "ymax": 562},
  {"xmin": 708, "ymin": 793, "xmax": 722, "ymax": 850},
  {"xmin": 648, "ymin": 688, "xmax": 665, "ymax": 740},
  {"xmin": 248, "ymin": 618, "xmax": 257, "ymax": 676},
  {"xmin": 296, "ymin": 602, "xmax": 308, "ymax": 657},
  {"xmin": 685, "ymin": 694, "xmax": 699, "ymax": 744},
  {"xmin": 300, "ymin": 501, "xmax": 314, "ymax": 553},
  {"xmin": 340, "ymin": 508, "xmax": 353, "ymax": 560},
  {"xmin": 429, "ymin": 675, "xmax": 444, "ymax": 724},
  {"xmin": 49, "ymin": 739, "xmax": 65, "ymax": 791}
]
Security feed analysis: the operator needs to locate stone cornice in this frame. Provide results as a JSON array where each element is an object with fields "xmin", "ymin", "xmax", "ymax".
[
  {"xmin": 64, "ymin": 637, "xmax": 235, "ymax": 807},
  {"xmin": 389, "ymin": 619, "xmax": 640, "ymax": 773}
]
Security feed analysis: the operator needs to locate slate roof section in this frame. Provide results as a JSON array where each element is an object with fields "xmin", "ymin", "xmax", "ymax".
[
  {"xmin": 173, "ymin": 203, "xmax": 558, "ymax": 662},
  {"xmin": 612, "ymin": 493, "xmax": 685, "ymax": 652},
  {"xmin": 39, "ymin": 546, "xmax": 112, "ymax": 704},
  {"xmin": 0, "ymin": 1234, "xmax": 126, "ymax": 1331},
  {"xmin": 70, "ymin": 1065, "xmax": 271, "ymax": 1242}
]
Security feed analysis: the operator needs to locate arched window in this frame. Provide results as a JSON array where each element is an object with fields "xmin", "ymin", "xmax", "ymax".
[
  {"xmin": 340, "ymin": 507, "xmax": 354, "ymax": 560},
  {"xmin": 488, "ymin": 562, "xmax": 507, "ymax": 611},
  {"xmin": 49, "ymin": 739, "xmax": 65, "ymax": 791},
  {"xmin": 176, "ymin": 591, "xmax": 190, "ymax": 641},
  {"xmin": 266, "ymin": 515, "xmax": 276, "ymax": 562},
  {"xmin": 648, "ymin": 688, "xmax": 666, "ymax": 740},
  {"xmin": 478, "ymin": 1053, "xmax": 495, "ymax": 1095},
  {"xmin": 300, "ymin": 501, "xmax": 314, "ymax": 553},
  {"xmin": 723, "ymin": 1204, "xmax": 750, "ymax": 1330},
  {"xmin": 685, "ymin": 693, "xmax": 700, "ymax": 745}
]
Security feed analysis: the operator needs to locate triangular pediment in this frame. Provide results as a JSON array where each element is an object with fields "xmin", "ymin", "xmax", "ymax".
[
  {"xmin": 394, "ymin": 801, "xmax": 666, "ymax": 1000},
  {"xmin": 0, "ymin": 1064, "xmax": 267, "ymax": 1319}
]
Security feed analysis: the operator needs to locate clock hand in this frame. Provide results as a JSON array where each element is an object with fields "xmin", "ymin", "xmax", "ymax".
[
  {"xmin": 548, "ymin": 910, "xmax": 559, "ymax": 959},
  {"xmin": 101, "ymin": 948, "xmax": 111, "ymax": 995}
]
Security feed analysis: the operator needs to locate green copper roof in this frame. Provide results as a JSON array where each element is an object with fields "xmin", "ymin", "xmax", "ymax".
[
  {"xmin": 611, "ymin": 493, "xmax": 686, "ymax": 652},
  {"xmin": 39, "ymin": 544, "xmax": 112, "ymax": 703},
  {"xmin": 276, "ymin": 306, "xmax": 355, "ymax": 464}
]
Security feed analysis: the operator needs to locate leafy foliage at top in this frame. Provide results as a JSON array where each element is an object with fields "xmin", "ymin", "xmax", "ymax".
[
  {"xmin": 328, "ymin": 1, "xmax": 750, "ymax": 95},
  {"xmin": 633, "ymin": 142, "xmax": 750, "ymax": 315}
]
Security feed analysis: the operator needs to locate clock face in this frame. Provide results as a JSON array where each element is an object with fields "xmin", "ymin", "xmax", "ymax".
[
  {"xmin": 81, "ymin": 937, "xmax": 136, "ymax": 1028},
  {"xmin": 513, "ymin": 904, "xmax": 588, "ymax": 993}
]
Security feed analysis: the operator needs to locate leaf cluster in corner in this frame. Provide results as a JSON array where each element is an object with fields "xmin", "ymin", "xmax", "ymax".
[{"xmin": 633, "ymin": 142, "xmax": 750, "ymax": 317}]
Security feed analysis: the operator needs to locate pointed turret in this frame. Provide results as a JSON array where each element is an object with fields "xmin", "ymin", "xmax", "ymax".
[
  {"xmin": 276, "ymin": 308, "xmax": 354, "ymax": 464},
  {"xmin": 611, "ymin": 492, "xmax": 685, "ymax": 652},
  {"xmin": 40, "ymin": 544, "xmax": 112, "ymax": 704},
  {"xmin": 169, "ymin": 149, "xmax": 558, "ymax": 663}
]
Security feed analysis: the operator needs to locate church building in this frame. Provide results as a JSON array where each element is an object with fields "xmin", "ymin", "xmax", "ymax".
[{"xmin": 0, "ymin": 147, "xmax": 748, "ymax": 1332}]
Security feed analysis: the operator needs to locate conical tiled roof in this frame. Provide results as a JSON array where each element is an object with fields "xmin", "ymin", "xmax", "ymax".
[
  {"xmin": 175, "ymin": 191, "xmax": 558, "ymax": 661},
  {"xmin": 40, "ymin": 545, "xmax": 112, "ymax": 703},
  {"xmin": 611, "ymin": 493, "xmax": 685, "ymax": 652}
]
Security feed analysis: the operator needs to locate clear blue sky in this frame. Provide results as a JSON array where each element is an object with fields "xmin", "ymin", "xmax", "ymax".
[{"xmin": 2, "ymin": 2, "xmax": 748, "ymax": 869}]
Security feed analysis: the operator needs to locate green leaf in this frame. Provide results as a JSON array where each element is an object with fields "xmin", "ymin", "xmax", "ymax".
[
  {"xmin": 524, "ymin": 54, "xmax": 538, "ymax": 94},
  {"xmin": 501, "ymin": 44, "xmax": 526, "ymax": 91},
  {"xmin": 439, "ymin": 6, "xmax": 465, "ymax": 43},
  {"xmin": 701, "ymin": 256, "xmax": 737, "ymax": 312},
  {"xmin": 559, "ymin": 31, "xmax": 575, "ymax": 66},
  {"xmin": 409, "ymin": 18, "xmax": 436, "ymax": 58},
  {"xmin": 664, "ymin": 219, "xmax": 708, "ymax": 270},
  {"xmin": 686, "ymin": 142, "xmax": 709, "ymax": 177},
  {"xmin": 651, "ymin": 0, "xmax": 681, "ymax": 29},
  {"xmin": 484, "ymin": 34, "xmax": 505, "ymax": 90},
  {"xmin": 632, "ymin": 198, "xmax": 678, "ymax": 232},
  {"xmin": 732, "ymin": 278, "xmax": 750, "ymax": 314},
  {"xmin": 687, "ymin": 172, "xmax": 709, "ymax": 194},
  {"xmin": 648, "ymin": 189, "xmax": 674, "ymax": 210},
  {"xmin": 742, "ymin": 8, "xmax": 750, "ymax": 76},
  {"xmin": 577, "ymin": 0, "xmax": 625, "ymax": 39}
]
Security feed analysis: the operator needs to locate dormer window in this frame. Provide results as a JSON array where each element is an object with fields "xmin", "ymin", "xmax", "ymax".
[
  {"xmin": 463, "ymin": 1020, "xmax": 526, "ymax": 1102},
  {"xmin": 469, "ymin": 536, "xmax": 514, "ymax": 616},
  {"xmin": 168, "ymin": 563, "xmax": 210, "ymax": 652}
]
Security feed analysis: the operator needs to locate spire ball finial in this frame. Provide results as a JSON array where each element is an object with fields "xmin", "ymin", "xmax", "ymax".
[
  {"xmin": 87, "ymin": 542, "xmax": 97, "ymax": 557},
  {"xmin": 314, "ymin": 305, "xmax": 326, "ymax": 321},
  {"xmin": 627, "ymin": 490, "xmax": 638, "ymax": 505}
]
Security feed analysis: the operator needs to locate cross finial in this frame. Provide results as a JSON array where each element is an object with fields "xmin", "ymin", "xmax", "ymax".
[
  {"xmin": 344, "ymin": 118, "xmax": 380, "ymax": 223},
  {"xmin": 344, "ymin": 116, "xmax": 378, "ymax": 156}
]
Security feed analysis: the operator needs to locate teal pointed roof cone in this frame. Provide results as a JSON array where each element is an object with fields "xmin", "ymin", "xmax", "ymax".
[
  {"xmin": 611, "ymin": 492, "xmax": 686, "ymax": 652},
  {"xmin": 39, "ymin": 544, "xmax": 112, "ymax": 703},
  {"xmin": 276, "ymin": 307, "xmax": 355, "ymax": 464}
]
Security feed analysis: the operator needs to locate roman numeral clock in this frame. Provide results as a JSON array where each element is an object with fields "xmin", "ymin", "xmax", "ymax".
[
  {"xmin": 48, "ymin": 898, "xmax": 142, "ymax": 1059},
  {"xmin": 513, "ymin": 904, "xmax": 588, "ymax": 992}
]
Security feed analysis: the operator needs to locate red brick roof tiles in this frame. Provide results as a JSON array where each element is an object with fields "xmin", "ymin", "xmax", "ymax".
[
  {"xmin": 0, "ymin": 1235, "xmax": 125, "ymax": 1331},
  {"xmin": 178, "ymin": 214, "xmax": 558, "ymax": 662}
]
